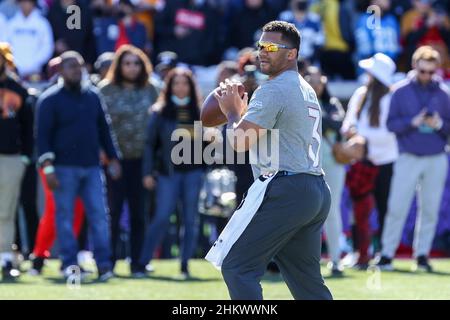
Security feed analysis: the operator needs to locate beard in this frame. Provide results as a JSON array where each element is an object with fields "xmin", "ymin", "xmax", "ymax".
[
  {"xmin": 64, "ymin": 79, "xmax": 82, "ymax": 91},
  {"xmin": 259, "ymin": 62, "xmax": 271, "ymax": 75}
]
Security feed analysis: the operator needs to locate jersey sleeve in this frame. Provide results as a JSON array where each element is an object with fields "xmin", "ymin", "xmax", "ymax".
[{"xmin": 242, "ymin": 85, "xmax": 284, "ymax": 129}]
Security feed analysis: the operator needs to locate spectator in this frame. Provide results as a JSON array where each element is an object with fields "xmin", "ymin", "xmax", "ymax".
[
  {"xmin": 0, "ymin": 42, "xmax": 32, "ymax": 280},
  {"xmin": 14, "ymin": 90, "xmax": 39, "ymax": 259},
  {"xmin": 355, "ymin": 0, "xmax": 401, "ymax": 65},
  {"xmin": 91, "ymin": 0, "xmax": 114, "ymax": 56},
  {"xmin": 91, "ymin": 0, "xmax": 113, "ymax": 17},
  {"xmin": 341, "ymin": 53, "xmax": 398, "ymax": 263},
  {"xmin": 114, "ymin": 0, "xmax": 148, "ymax": 51},
  {"xmin": 227, "ymin": 0, "xmax": 277, "ymax": 51},
  {"xmin": 297, "ymin": 56, "xmax": 311, "ymax": 77},
  {"xmin": 46, "ymin": 0, "xmax": 97, "ymax": 67},
  {"xmin": 344, "ymin": 148, "xmax": 379, "ymax": 269},
  {"xmin": 389, "ymin": 0, "xmax": 412, "ymax": 20},
  {"xmin": 154, "ymin": 0, "xmax": 222, "ymax": 66},
  {"xmin": 154, "ymin": 50, "xmax": 178, "ymax": 83},
  {"xmin": 92, "ymin": 0, "xmax": 148, "ymax": 54},
  {"xmin": 216, "ymin": 60, "xmax": 239, "ymax": 85},
  {"xmin": 279, "ymin": 0, "xmax": 324, "ymax": 64},
  {"xmin": 377, "ymin": 46, "xmax": 450, "ymax": 272},
  {"xmin": 129, "ymin": 0, "xmax": 162, "ymax": 55},
  {"xmin": 36, "ymin": 51, "xmax": 121, "ymax": 281},
  {"xmin": 0, "ymin": 0, "xmax": 19, "ymax": 19},
  {"xmin": 99, "ymin": 45, "xmax": 159, "ymax": 275},
  {"xmin": 45, "ymin": 56, "xmax": 62, "ymax": 83},
  {"xmin": 1, "ymin": 11, "xmax": 39, "ymax": 260},
  {"xmin": 305, "ymin": 66, "xmax": 346, "ymax": 276},
  {"xmin": 6, "ymin": 0, "xmax": 54, "ymax": 79},
  {"xmin": 401, "ymin": 0, "xmax": 450, "ymax": 77},
  {"xmin": 137, "ymin": 67, "xmax": 205, "ymax": 278},
  {"xmin": 311, "ymin": 0, "xmax": 356, "ymax": 79},
  {"xmin": 236, "ymin": 47, "xmax": 258, "ymax": 76},
  {"xmin": 30, "ymin": 56, "xmax": 86, "ymax": 275},
  {"xmin": 91, "ymin": 51, "xmax": 114, "ymax": 85}
]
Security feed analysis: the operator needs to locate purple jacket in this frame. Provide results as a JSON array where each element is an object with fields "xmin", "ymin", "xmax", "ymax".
[{"xmin": 387, "ymin": 74, "xmax": 450, "ymax": 156}]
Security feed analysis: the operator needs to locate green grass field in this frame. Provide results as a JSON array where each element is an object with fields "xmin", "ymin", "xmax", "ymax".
[{"xmin": 1, "ymin": 259, "xmax": 450, "ymax": 300}]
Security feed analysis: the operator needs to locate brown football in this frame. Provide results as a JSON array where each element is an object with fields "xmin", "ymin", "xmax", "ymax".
[{"xmin": 200, "ymin": 84, "xmax": 246, "ymax": 127}]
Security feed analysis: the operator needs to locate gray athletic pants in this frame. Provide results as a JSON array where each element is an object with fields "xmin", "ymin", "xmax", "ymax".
[
  {"xmin": 381, "ymin": 153, "xmax": 448, "ymax": 258},
  {"xmin": 221, "ymin": 172, "xmax": 333, "ymax": 300}
]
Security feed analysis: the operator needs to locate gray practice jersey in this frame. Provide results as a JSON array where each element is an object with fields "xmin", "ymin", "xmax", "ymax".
[{"xmin": 242, "ymin": 70, "xmax": 324, "ymax": 178}]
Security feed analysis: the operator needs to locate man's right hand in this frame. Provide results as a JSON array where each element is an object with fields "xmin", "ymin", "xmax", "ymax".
[
  {"xmin": 46, "ymin": 173, "xmax": 60, "ymax": 190},
  {"xmin": 412, "ymin": 110, "xmax": 427, "ymax": 128}
]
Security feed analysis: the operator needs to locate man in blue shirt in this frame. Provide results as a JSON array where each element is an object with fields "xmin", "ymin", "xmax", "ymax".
[{"xmin": 36, "ymin": 51, "xmax": 121, "ymax": 281}]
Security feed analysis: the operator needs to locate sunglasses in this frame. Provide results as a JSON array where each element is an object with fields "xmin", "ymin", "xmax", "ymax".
[
  {"xmin": 418, "ymin": 68, "xmax": 436, "ymax": 75},
  {"xmin": 123, "ymin": 60, "xmax": 141, "ymax": 66},
  {"xmin": 255, "ymin": 41, "xmax": 293, "ymax": 52}
]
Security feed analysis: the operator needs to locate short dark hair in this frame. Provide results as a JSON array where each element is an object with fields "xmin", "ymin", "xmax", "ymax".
[
  {"xmin": 59, "ymin": 51, "xmax": 85, "ymax": 66},
  {"xmin": 262, "ymin": 20, "xmax": 301, "ymax": 57}
]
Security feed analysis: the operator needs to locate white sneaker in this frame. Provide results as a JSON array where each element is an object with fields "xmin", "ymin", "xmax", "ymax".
[
  {"xmin": 145, "ymin": 263, "xmax": 155, "ymax": 273},
  {"xmin": 77, "ymin": 251, "xmax": 94, "ymax": 266}
]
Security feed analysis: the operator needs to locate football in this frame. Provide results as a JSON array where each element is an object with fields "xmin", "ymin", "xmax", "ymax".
[{"xmin": 200, "ymin": 83, "xmax": 246, "ymax": 127}]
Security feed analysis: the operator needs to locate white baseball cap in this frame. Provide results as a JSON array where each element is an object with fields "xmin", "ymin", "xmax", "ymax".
[{"xmin": 359, "ymin": 53, "xmax": 396, "ymax": 87}]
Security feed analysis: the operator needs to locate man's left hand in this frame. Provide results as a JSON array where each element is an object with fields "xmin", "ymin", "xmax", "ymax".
[{"xmin": 424, "ymin": 112, "xmax": 443, "ymax": 130}]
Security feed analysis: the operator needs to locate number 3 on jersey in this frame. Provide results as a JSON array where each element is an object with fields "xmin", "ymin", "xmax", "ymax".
[{"xmin": 308, "ymin": 107, "xmax": 321, "ymax": 168}]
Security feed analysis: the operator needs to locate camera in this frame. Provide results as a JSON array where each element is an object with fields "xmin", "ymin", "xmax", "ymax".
[{"xmin": 425, "ymin": 111, "xmax": 434, "ymax": 118}]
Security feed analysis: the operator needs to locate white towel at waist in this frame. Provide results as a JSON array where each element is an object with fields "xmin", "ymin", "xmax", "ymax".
[{"xmin": 205, "ymin": 172, "xmax": 278, "ymax": 270}]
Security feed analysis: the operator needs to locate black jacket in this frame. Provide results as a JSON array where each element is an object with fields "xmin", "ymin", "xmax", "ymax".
[
  {"xmin": 143, "ymin": 110, "xmax": 206, "ymax": 176},
  {"xmin": 36, "ymin": 83, "xmax": 119, "ymax": 166},
  {"xmin": 154, "ymin": 0, "xmax": 221, "ymax": 66},
  {"xmin": 0, "ymin": 75, "xmax": 33, "ymax": 157}
]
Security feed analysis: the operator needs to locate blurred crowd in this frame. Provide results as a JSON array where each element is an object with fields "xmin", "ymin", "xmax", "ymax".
[
  {"xmin": 0, "ymin": 0, "xmax": 450, "ymax": 282},
  {"xmin": 0, "ymin": 0, "xmax": 449, "ymax": 82}
]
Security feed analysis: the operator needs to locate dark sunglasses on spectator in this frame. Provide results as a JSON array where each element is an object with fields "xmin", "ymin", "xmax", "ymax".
[
  {"xmin": 418, "ymin": 69, "xmax": 436, "ymax": 75},
  {"xmin": 123, "ymin": 60, "xmax": 141, "ymax": 66}
]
